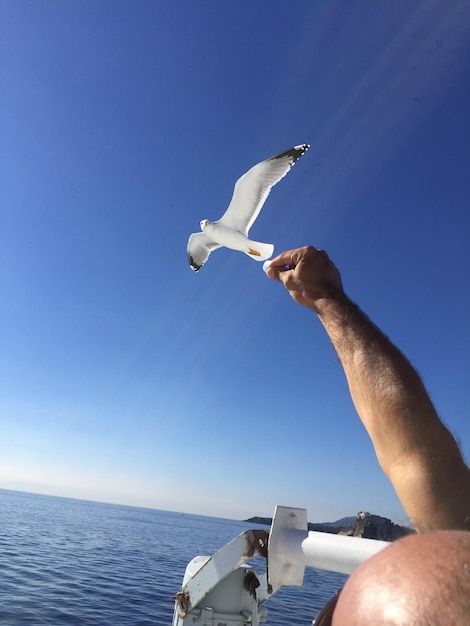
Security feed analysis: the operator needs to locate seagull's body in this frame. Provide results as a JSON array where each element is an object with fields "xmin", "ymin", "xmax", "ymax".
[
  {"xmin": 187, "ymin": 144, "xmax": 309, "ymax": 271},
  {"xmin": 199, "ymin": 220, "xmax": 274, "ymax": 259}
]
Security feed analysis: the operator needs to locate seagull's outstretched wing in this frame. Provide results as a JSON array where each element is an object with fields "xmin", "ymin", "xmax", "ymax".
[
  {"xmin": 218, "ymin": 144, "xmax": 309, "ymax": 235},
  {"xmin": 187, "ymin": 232, "xmax": 222, "ymax": 272}
]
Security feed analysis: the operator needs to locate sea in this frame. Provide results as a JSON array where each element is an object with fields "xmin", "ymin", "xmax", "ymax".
[{"xmin": 0, "ymin": 489, "xmax": 347, "ymax": 625}]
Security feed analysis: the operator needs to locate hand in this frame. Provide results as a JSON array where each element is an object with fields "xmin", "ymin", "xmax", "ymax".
[{"xmin": 265, "ymin": 246, "xmax": 344, "ymax": 312}]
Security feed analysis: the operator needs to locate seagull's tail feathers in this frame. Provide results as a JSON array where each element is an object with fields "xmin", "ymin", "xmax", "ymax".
[{"xmin": 244, "ymin": 240, "xmax": 274, "ymax": 261}]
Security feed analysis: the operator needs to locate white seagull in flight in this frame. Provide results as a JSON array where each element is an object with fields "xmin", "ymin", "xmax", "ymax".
[{"xmin": 187, "ymin": 144, "xmax": 309, "ymax": 271}]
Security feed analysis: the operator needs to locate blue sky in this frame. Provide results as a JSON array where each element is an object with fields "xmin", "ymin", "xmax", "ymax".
[{"xmin": 1, "ymin": 1, "xmax": 469, "ymax": 524}]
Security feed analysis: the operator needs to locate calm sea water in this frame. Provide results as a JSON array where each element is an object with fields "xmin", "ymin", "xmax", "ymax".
[{"xmin": 0, "ymin": 489, "xmax": 347, "ymax": 625}]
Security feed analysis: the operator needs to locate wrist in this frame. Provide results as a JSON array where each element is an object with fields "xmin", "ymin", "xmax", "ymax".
[{"xmin": 308, "ymin": 289, "xmax": 351, "ymax": 317}]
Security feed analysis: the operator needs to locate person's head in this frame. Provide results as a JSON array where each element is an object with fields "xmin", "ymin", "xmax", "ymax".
[{"xmin": 330, "ymin": 531, "xmax": 470, "ymax": 625}]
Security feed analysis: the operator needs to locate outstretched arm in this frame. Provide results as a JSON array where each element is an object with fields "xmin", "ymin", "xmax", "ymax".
[{"xmin": 266, "ymin": 246, "xmax": 470, "ymax": 532}]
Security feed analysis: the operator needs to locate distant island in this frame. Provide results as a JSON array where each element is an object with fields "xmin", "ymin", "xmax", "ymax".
[{"xmin": 244, "ymin": 511, "xmax": 414, "ymax": 541}]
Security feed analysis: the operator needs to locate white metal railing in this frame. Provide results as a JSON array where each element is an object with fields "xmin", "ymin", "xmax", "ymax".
[
  {"xmin": 172, "ymin": 505, "xmax": 389, "ymax": 625},
  {"xmin": 268, "ymin": 506, "xmax": 388, "ymax": 586}
]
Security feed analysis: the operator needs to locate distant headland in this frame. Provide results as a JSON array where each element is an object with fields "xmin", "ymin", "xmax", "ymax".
[{"xmin": 244, "ymin": 511, "xmax": 414, "ymax": 541}]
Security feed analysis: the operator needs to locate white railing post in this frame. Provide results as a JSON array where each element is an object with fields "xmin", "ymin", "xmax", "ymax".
[{"xmin": 268, "ymin": 506, "xmax": 389, "ymax": 587}]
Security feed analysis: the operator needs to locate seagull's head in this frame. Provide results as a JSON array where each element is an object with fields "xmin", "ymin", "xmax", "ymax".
[{"xmin": 200, "ymin": 219, "xmax": 212, "ymax": 231}]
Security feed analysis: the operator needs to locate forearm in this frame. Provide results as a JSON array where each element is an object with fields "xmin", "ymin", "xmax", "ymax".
[
  {"xmin": 315, "ymin": 293, "xmax": 438, "ymax": 464},
  {"xmin": 314, "ymin": 293, "xmax": 470, "ymax": 531}
]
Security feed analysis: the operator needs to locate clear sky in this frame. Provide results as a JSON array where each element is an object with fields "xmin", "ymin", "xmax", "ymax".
[{"xmin": 1, "ymin": 1, "xmax": 469, "ymax": 524}]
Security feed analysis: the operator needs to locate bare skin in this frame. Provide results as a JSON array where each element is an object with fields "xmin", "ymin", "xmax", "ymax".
[
  {"xmin": 332, "ymin": 530, "xmax": 470, "ymax": 625},
  {"xmin": 266, "ymin": 246, "xmax": 470, "ymax": 532}
]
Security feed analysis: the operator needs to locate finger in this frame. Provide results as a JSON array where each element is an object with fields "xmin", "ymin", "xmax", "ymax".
[
  {"xmin": 266, "ymin": 246, "xmax": 317, "ymax": 280},
  {"xmin": 272, "ymin": 245, "xmax": 318, "ymax": 268},
  {"xmin": 268, "ymin": 248, "xmax": 300, "ymax": 269},
  {"xmin": 265, "ymin": 264, "xmax": 290, "ymax": 281},
  {"xmin": 264, "ymin": 251, "xmax": 293, "ymax": 281}
]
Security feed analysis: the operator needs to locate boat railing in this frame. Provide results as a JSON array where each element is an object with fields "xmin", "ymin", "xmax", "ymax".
[{"xmin": 171, "ymin": 505, "xmax": 389, "ymax": 625}]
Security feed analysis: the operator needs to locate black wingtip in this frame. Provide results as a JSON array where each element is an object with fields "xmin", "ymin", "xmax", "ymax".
[
  {"xmin": 272, "ymin": 143, "xmax": 310, "ymax": 165},
  {"xmin": 188, "ymin": 254, "xmax": 202, "ymax": 272},
  {"xmin": 292, "ymin": 144, "xmax": 310, "ymax": 158}
]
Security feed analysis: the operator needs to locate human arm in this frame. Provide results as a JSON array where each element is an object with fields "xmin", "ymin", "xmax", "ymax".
[{"xmin": 266, "ymin": 246, "xmax": 470, "ymax": 532}]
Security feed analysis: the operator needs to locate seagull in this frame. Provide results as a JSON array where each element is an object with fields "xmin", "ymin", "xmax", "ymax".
[{"xmin": 187, "ymin": 144, "xmax": 309, "ymax": 271}]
